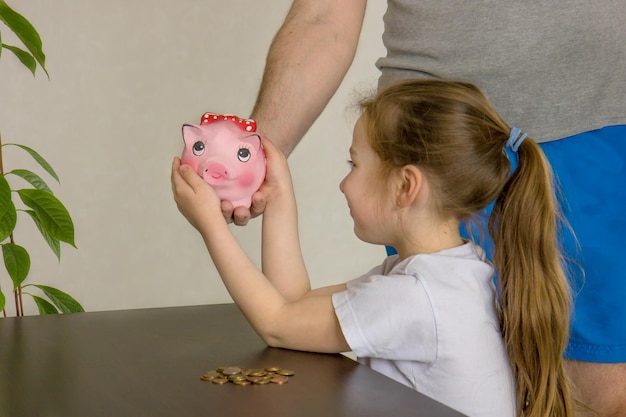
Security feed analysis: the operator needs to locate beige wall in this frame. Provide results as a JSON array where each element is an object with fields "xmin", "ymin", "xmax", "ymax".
[{"xmin": 0, "ymin": 0, "xmax": 386, "ymax": 315}]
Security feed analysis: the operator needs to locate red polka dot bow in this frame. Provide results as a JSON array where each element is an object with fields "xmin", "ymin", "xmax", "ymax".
[{"xmin": 200, "ymin": 112, "xmax": 257, "ymax": 133}]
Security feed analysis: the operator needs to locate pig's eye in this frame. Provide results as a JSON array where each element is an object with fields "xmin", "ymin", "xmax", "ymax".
[
  {"xmin": 238, "ymin": 147, "xmax": 251, "ymax": 162},
  {"xmin": 192, "ymin": 141, "xmax": 205, "ymax": 156}
]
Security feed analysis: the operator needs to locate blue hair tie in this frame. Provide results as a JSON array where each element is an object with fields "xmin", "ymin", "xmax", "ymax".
[{"xmin": 506, "ymin": 127, "xmax": 527, "ymax": 152}]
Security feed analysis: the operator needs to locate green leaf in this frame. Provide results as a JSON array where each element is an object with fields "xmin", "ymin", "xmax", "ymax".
[
  {"xmin": 17, "ymin": 188, "xmax": 75, "ymax": 247},
  {"xmin": 2, "ymin": 242, "xmax": 30, "ymax": 289},
  {"xmin": 2, "ymin": 43, "xmax": 36, "ymax": 75},
  {"xmin": 0, "ymin": 289, "xmax": 5, "ymax": 312},
  {"xmin": 3, "ymin": 143, "xmax": 59, "ymax": 183},
  {"xmin": 8, "ymin": 169, "xmax": 53, "ymax": 194},
  {"xmin": 24, "ymin": 209, "xmax": 61, "ymax": 261},
  {"xmin": 32, "ymin": 284, "xmax": 84, "ymax": 313},
  {"xmin": 30, "ymin": 294, "xmax": 58, "ymax": 314},
  {"xmin": 0, "ymin": 175, "xmax": 17, "ymax": 242},
  {"xmin": 0, "ymin": 0, "xmax": 47, "ymax": 77}
]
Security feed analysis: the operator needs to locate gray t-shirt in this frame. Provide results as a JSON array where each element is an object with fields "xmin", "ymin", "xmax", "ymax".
[{"xmin": 376, "ymin": 1, "xmax": 626, "ymax": 143}]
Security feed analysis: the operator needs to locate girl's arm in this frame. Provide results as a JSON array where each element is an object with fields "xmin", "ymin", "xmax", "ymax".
[
  {"xmin": 171, "ymin": 146, "xmax": 349, "ymax": 353},
  {"xmin": 259, "ymin": 137, "xmax": 310, "ymax": 301}
]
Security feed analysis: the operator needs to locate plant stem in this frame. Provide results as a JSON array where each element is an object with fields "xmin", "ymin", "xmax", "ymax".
[
  {"xmin": 7, "ymin": 234, "xmax": 24, "ymax": 316},
  {"xmin": 0, "ymin": 133, "xmax": 23, "ymax": 317},
  {"xmin": 0, "ymin": 131, "xmax": 4, "ymax": 173},
  {"xmin": 18, "ymin": 286, "xmax": 24, "ymax": 316},
  {"xmin": 0, "ymin": 132, "xmax": 9, "ymax": 317},
  {"xmin": 7, "ymin": 234, "xmax": 23, "ymax": 316}
]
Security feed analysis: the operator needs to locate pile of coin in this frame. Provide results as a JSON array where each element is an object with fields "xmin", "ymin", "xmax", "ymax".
[{"xmin": 201, "ymin": 366, "xmax": 295, "ymax": 386}]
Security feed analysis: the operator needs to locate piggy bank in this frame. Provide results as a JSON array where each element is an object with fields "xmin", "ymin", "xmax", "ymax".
[{"xmin": 181, "ymin": 112, "xmax": 266, "ymax": 208}]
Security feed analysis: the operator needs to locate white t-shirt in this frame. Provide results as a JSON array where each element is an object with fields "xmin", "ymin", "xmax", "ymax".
[{"xmin": 332, "ymin": 243, "xmax": 515, "ymax": 417}]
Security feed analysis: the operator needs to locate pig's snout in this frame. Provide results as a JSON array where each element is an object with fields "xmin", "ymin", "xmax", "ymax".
[{"xmin": 203, "ymin": 162, "xmax": 231, "ymax": 182}]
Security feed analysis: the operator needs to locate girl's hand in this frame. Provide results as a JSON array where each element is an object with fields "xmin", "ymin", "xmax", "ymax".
[
  {"xmin": 171, "ymin": 157, "xmax": 223, "ymax": 232},
  {"xmin": 257, "ymin": 136, "xmax": 294, "ymax": 203}
]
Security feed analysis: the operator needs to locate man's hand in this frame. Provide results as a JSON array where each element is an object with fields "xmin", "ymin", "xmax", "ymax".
[
  {"xmin": 221, "ymin": 137, "xmax": 293, "ymax": 226},
  {"xmin": 221, "ymin": 193, "xmax": 267, "ymax": 226}
]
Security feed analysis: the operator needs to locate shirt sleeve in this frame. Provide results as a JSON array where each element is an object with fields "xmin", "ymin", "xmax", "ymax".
[{"xmin": 332, "ymin": 273, "xmax": 437, "ymax": 363}]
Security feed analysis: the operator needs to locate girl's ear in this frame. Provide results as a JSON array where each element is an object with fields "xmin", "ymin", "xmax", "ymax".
[{"xmin": 396, "ymin": 165, "xmax": 424, "ymax": 208}]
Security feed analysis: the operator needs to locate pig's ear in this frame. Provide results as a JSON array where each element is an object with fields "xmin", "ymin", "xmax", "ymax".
[
  {"xmin": 242, "ymin": 134, "xmax": 262, "ymax": 150},
  {"xmin": 182, "ymin": 124, "xmax": 202, "ymax": 143}
]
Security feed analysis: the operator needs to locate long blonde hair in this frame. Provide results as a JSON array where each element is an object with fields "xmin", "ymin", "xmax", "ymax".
[{"xmin": 359, "ymin": 79, "xmax": 574, "ymax": 417}]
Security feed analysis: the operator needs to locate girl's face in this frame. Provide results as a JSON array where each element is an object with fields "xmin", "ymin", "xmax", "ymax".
[{"xmin": 339, "ymin": 115, "xmax": 395, "ymax": 244}]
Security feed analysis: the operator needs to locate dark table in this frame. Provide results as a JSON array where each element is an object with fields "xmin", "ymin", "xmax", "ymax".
[{"xmin": 0, "ymin": 303, "xmax": 465, "ymax": 417}]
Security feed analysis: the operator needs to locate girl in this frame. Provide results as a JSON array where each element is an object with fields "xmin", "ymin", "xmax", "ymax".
[{"xmin": 171, "ymin": 79, "xmax": 574, "ymax": 417}]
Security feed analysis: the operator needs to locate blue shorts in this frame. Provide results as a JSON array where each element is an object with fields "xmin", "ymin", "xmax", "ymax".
[
  {"xmin": 385, "ymin": 124, "xmax": 626, "ymax": 363},
  {"xmin": 541, "ymin": 125, "xmax": 626, "ymax": 363}
]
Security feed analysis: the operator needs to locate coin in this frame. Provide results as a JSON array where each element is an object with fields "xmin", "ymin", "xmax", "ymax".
[
  {"xmin": 212, "ymin": 377, "xmax": 229, "ymax": 385},
  {"xmin": 270, "ymin": 375, "xmax": 289, "ymax": 384},
  {"xmin": 276, "ymin": 369, "xmax": 294, "ymax": 376},
  {"xmin": 201, "ymin": 370, "xmax": 221, "ymax": 380},
  {"xmin": 252, "ymin": 378, "xmax": 270, "ymax": 385},
  {"xmin": 233, "ymin": 379, "xmax": 252, "ymax": 386},
  {"xmin": 221, "ymin": 366, "xmax": 242, "ymax": 376},
  {"xmin": 248, "ymin": 369, "xmax": 267, "ymax": 377}
]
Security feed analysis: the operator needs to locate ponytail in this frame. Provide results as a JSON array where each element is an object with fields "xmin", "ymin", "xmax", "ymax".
[{"xmin": 489, "ymin": 139, "xmax": 575, "ymax": 417}]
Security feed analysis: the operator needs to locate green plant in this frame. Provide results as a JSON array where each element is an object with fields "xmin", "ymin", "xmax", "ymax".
[{"xmin": 0, "ymin": 0, "xmax": 83, "ymax": 316}]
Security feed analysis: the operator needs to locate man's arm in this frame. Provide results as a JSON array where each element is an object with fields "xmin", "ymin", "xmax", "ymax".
[
  {"xmin": 225, "ymin": 0, "xmax": 367, "ymax": 225},
  {"xmin": 251, "ymin": 0, "xmax": 367, "ymax": 156}
]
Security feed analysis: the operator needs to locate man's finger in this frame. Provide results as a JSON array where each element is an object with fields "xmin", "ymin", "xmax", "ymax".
[
  {"xmin": 249, "ymin": 191, "xmax": 267, "ymax": 218},
  {"xmin": 220, "ymin": 200, "xmax": 235, "ymax": 224},
  {"xmin": 232, "ymin": 206, "xmax": 251, "ymax": 226}
]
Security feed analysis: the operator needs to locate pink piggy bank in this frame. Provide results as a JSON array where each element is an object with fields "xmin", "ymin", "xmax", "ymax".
[{"xmin": 181, "ymin": 112, "xmax": 266, "ymax": 208}]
